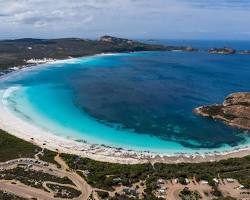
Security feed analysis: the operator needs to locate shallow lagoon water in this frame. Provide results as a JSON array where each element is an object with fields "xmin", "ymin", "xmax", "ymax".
[{"xmin": 1, "ymin": 50, "xmax": 250, "ymax": 155}]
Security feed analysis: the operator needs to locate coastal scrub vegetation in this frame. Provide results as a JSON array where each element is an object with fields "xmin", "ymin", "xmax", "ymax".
[
  {"xmin": 212, "ymin": 197, "xmax": 236, "ymax": 200},
  {"xmin": 0, "ymin": 129, "xmax": 40, "ymax": 162},
  {"xmin": 0, "ymin": 190, "xmax": 27, "ymax": 200},
  {"xmin": 0, "ymin": 167, "xmax": 74, "ymax": 190},
  {"xmin": 38, "ymin": 149, "xmax": 59, "ymax": 167},
  {"xmin": 179, "ymin": 187, "xmax": 201, "ymax": 200},
  {"xmin": 46, "ymin": 183, "xmax": 81, "ymax": 199},
  {"xmin": 153, "ymin": 157, "xmax": 250, "ymax": 188},
  {"xmin": 61, "ymin": 154, "xmax": 152, "ymax": 191},
  {"xmin": 61, "ymin": 153, "xmax": 250, "ymax": 196}
]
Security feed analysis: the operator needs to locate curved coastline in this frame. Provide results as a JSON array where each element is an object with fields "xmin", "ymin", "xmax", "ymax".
[
  {"xmin": 0, "ymin": 52, "xmax": 119, "ymax": 82},
  {"xmin": 1, "ymin": 55, "xmax": 250, "ymax": 164}
]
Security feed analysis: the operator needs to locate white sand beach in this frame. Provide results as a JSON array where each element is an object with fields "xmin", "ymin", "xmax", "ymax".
[{"xmin": 0, "ymin": 84, "xmax": 250, "ymax": 165}]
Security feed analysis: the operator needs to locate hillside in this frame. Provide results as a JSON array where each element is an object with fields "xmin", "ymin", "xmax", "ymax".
[{"xmin": 0, "ymin": 36, "xmax": 186, "ymax": 71}]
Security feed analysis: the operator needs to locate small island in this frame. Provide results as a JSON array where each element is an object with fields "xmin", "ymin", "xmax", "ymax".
[
  {"xmin": 194, "ymin": 92, "xmax": 250, "ymax": 130},
  {"xmin": 208, "ymin": 47, "xmax": 236, "ymax": 55},
  {"xmin": 239, "ymin": 50, "xmax": 250, "ymax": 54}
]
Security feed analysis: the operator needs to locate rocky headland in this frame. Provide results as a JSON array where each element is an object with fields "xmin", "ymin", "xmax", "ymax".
[{"xmin": 194, "ymin": 92, "xmax": 250, "ymax": 130}]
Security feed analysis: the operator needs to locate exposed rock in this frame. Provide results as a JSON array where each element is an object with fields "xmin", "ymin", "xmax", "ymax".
[
  {"xmin": 223, "ymin": 92, "xmax": 250, "ymax": 106},
  {"xmin": 184, "ymin": 46, "xmax": 198, "ymax": 52},
  {"xmin": 99, "ymin": 35, "xmax": 134, "ymax": 44},
  {"xmin": 208, "ymin": 48, "xmax": 236, "ymax": 55},
  {"xmin": 194, "ymin": 92, "xmax": 250, "ymax": 130},
  {"xmin": 239, "ymin": 50, "xmax": 250, "ymax": 55}
]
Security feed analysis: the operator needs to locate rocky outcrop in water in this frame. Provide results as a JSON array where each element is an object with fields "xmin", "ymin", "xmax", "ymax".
[
  {"xmin": 208, "ymin": 48, "xmax": 236, "ymax": 55},
  {"xmin": 194, "ymin": 92, "xmax": 250, "ymax": 130},
  {"xmin": 184, "ymin": 46, "xmax": 198, "ymax": 52},
  {"xmin": 239, "ymin": 50, "xmax": 250, "ymax": 55}
]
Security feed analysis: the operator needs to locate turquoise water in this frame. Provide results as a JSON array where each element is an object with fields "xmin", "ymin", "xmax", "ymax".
[{"xmin": 1, "ymin": 48, "xmax": 250, "ymax": 155}]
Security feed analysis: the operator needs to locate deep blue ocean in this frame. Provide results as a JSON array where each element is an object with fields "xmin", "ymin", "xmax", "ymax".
[{"xmin": 1, "ymin": 40, "xmax": 250, "ymax": 154}]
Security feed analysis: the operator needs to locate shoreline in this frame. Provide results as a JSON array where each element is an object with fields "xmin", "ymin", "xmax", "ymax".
[
  {"xmin": 1, "ymin": 46, "xmax": 249, "ymax": 79},
  {"xmin": 1, "ymin": 55, "xmax": 250, "ymax": 164},
  {"xmin": 0, "ymin": 52, "xmax": 119, "ymax": 80}
]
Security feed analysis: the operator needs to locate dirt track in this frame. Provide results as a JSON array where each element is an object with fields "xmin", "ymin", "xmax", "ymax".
[{"xmin": 0, "ymin": 154, "xmax": 92, "ymax": 200}]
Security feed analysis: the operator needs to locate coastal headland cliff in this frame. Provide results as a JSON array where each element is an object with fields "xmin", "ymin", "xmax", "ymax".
[{"xmin": 195, "ymin": 92, "xmax": 250, "ymax": 130}]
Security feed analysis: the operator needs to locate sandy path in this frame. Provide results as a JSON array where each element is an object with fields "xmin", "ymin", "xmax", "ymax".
[
  {"xmin": 0, "ymin": 180, "xmax": 55, "ymax": 200},
  {"xmin": 167, "ymin": 186, "xmax": 182, "ymax": 200},
  {"xmin": 165, "ymin": 180, "xmax": 213, "ymax": 200},
  {"xmin": 55, "ymin": 153, "xmax": 69, "ymax": 171},
  {"xmin": 0, "ymin": 155, "xmax": 92, "ymax": 200},
  {"xmin": 35, "ymin": 148, "xmax": 44, "ymax": 160},
  {"xmin": 218, "ymin": 179, "xmax": 250, "ymax": 199},
  {"xmin": 54, "ymin": 154, "xmax": 92, "ymax": 200}
]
